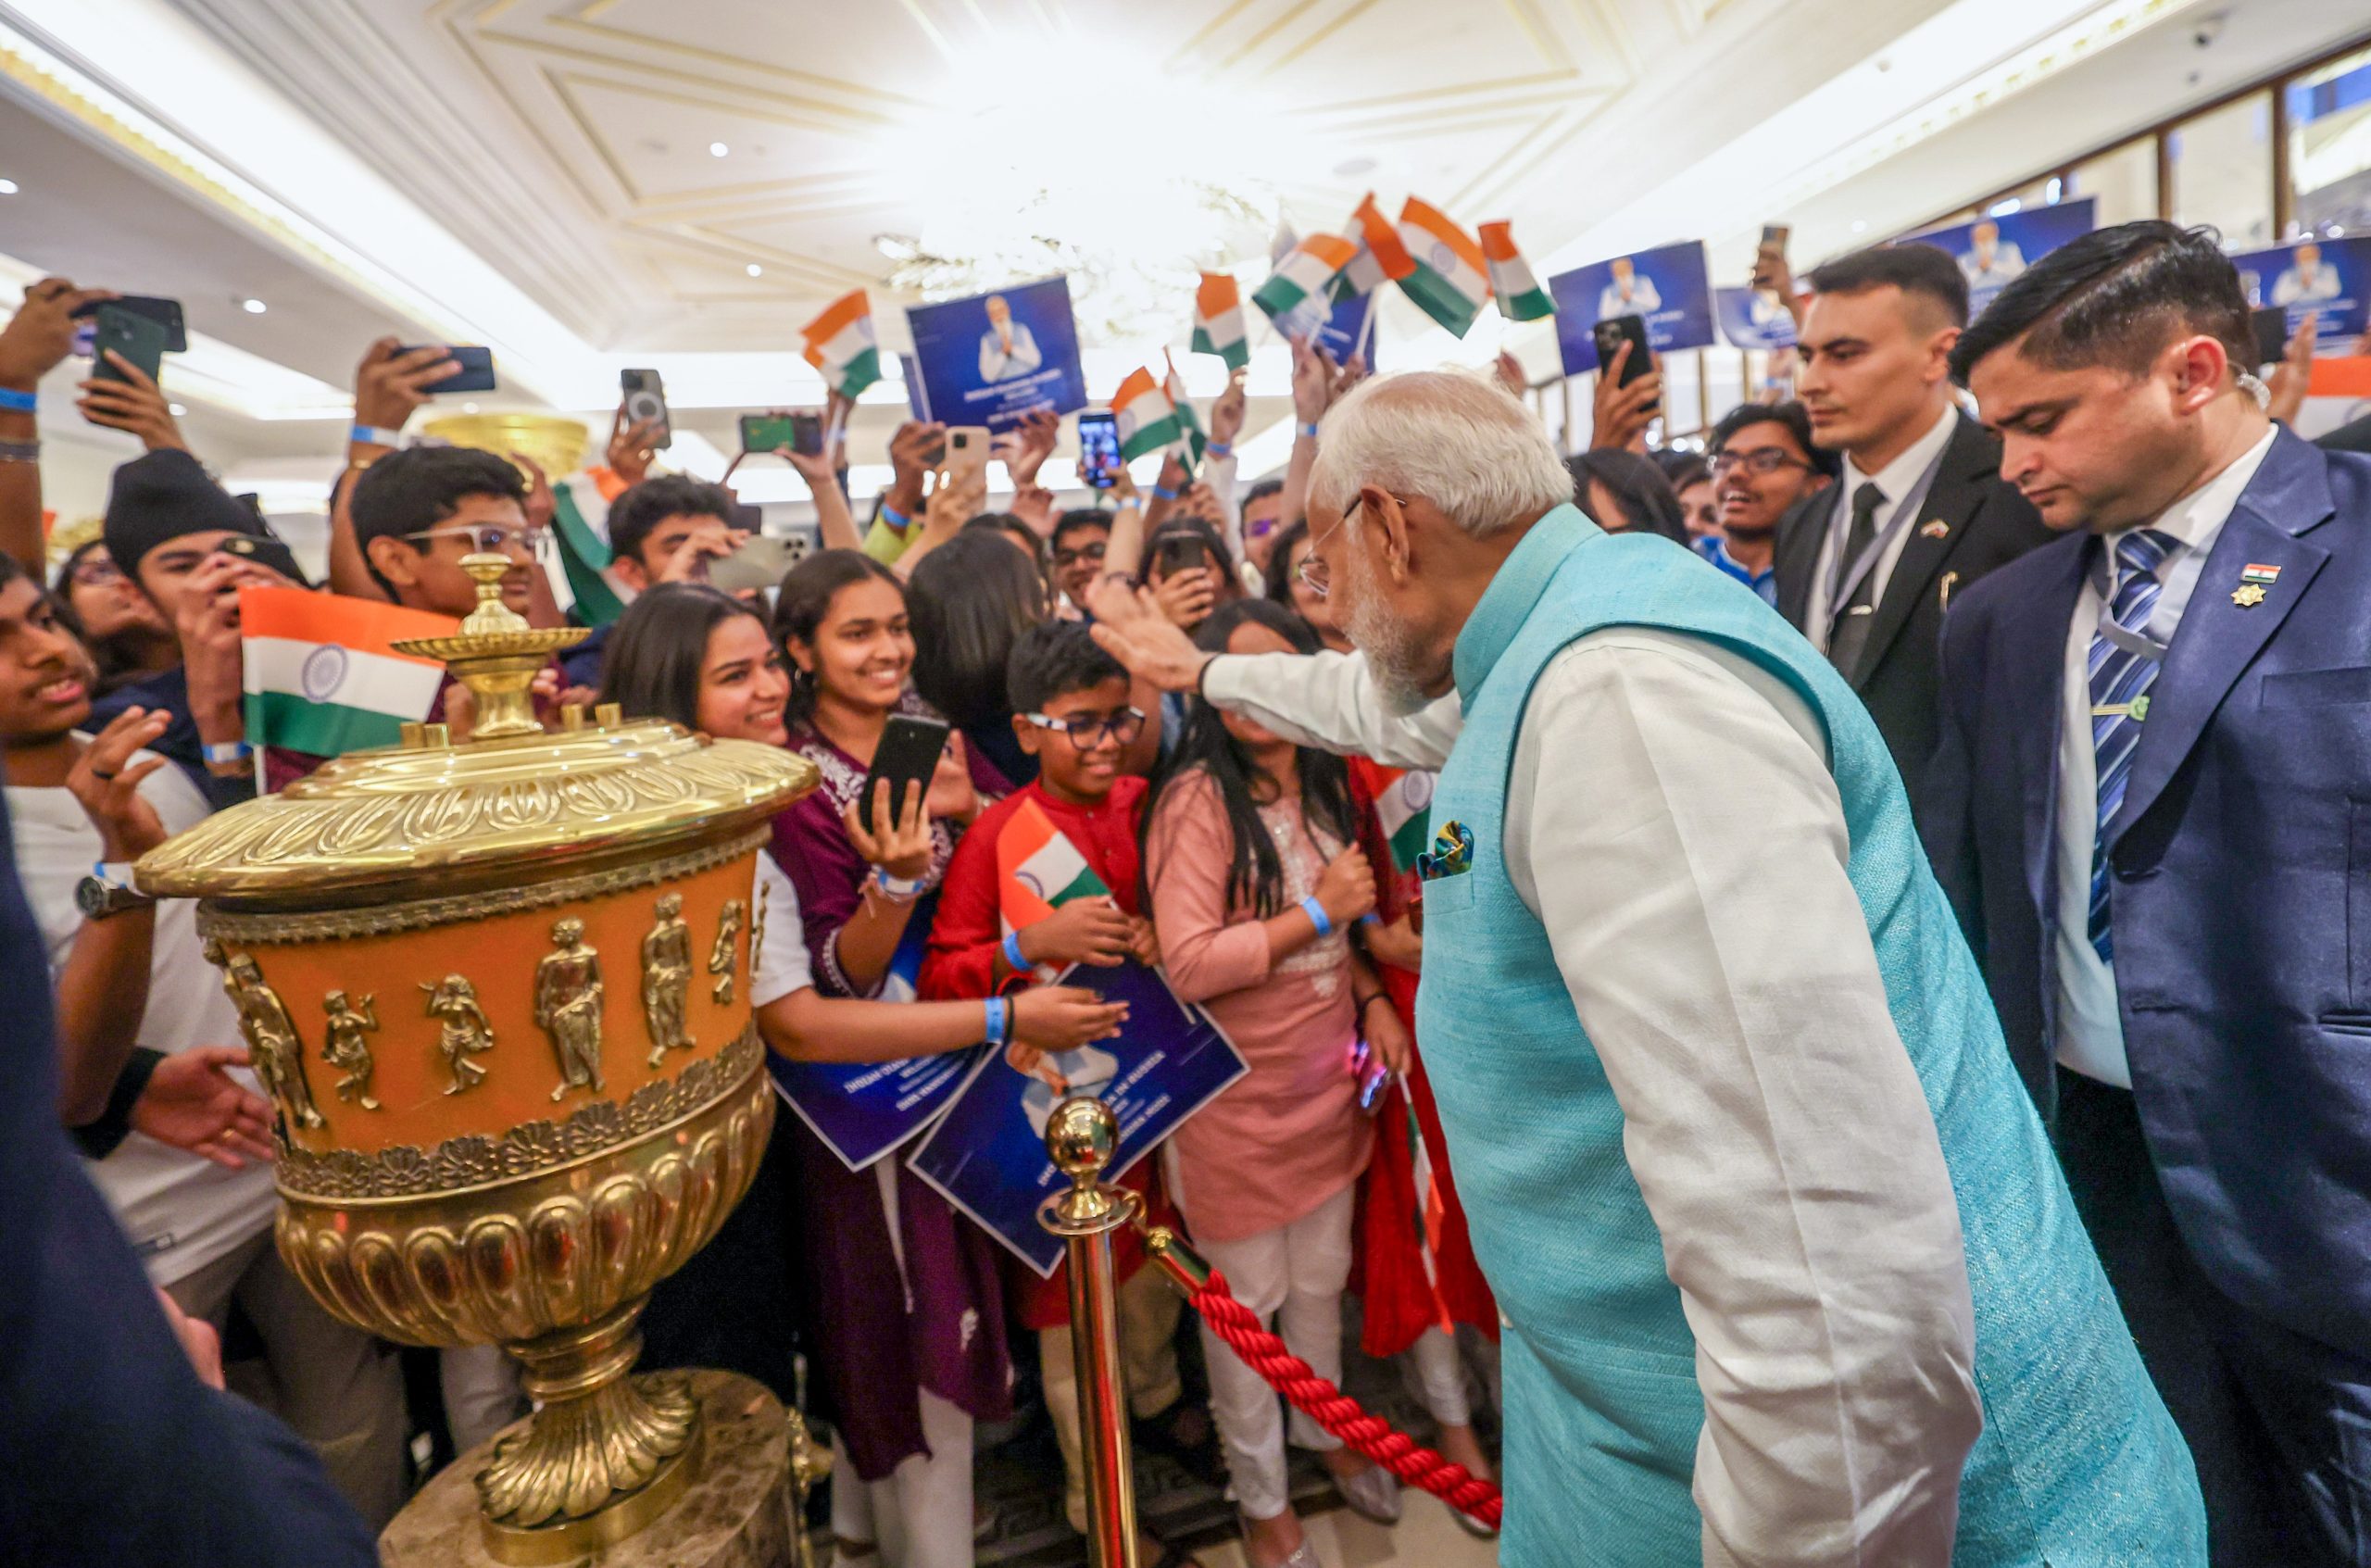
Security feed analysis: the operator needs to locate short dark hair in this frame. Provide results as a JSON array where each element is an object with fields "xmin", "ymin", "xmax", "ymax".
[
  {"xmin": 1566, "ymin": 449, "xmax": 1687, "ymax": 543},
  {"xmin": 1261, "ymin": 517, "xmax": 1311, "ymax": 606},
  {"xmin": 907, "ymin": 532, "xmax": 1047, "ymax": 731},
  {"xmin": 607, "ymin": 475, "xmax": 737, "ymax": 572},
  {"xmin": 1806, "ymin": 243, "xmax": 1970, "ymax": 330},
  {"xmin": 1241, "ymin": 478, "xmax": 1286, "ymax": 510},
  {"xmin": 1651, "ymin": 448, "xmax": 1709, "ymax": 494},
  {"xmin": 348, "ymin": 446, "xmax": 527, "ymax": 595},
  {"xmin": 1710, "ymin": 400, "xmax": 1841, "ymax": 480},
  {"xmin": 1051, "ymin": 508, "xmax": 1112, "ymax": 552},
  {"xmin": 597, "ymin": 583, "xmax": 763, "ymax": 732},
  {"xmin": 1006, "ymin": 621, "xmax": 1125, "ymax": 714},
  {"xmin": 1949, "ymin": 220, "xmax": 2253, "ymax": 386},
  {"xmin": 961, "ymin": 511, "xmax": 1046, "ymax": 571}
]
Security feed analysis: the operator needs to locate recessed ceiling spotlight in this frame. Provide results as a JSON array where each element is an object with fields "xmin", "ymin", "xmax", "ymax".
[
  {"xmin": 709, "ymin": 141, "xmax": 729, "ymax": 157},
  {"xmin": 168, "ymin": 403, "xmax": 186, "ymax": 416},
  {"xmin": 0, "ymin": 179, "xmax": 18, "ymax": 195},
  {"xmin": 240, "ymin": 296, "xmax": 267, "ymax": 314},
  {"xmin": 746, "ymin": 263, "xmax": 763, "ymax": 277},
  {"xmin": 1333, "ymin": 157, "xmax": 1376, "ymax": 177},
  {"xmin": 874, "ymin": 233, "xmax": 921, "ymax": 261},
  {"xmin": 1851, "ymin": 220, "xmax": 1869, "ymax": 233},
  {"xmin": 463, "ymin": 401, "xmax": 481, "ymax": 414}
]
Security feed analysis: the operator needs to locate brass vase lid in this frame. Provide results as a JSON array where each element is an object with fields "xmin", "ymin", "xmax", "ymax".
[{"xmin": 136, "ymin": 555, "xmax": 815, "ymax": 906}]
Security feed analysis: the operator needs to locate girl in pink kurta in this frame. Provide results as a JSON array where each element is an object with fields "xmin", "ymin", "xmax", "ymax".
[{"xmin": 1139, "ymin": 600, "xmax": 1412, "ymax": 1568}]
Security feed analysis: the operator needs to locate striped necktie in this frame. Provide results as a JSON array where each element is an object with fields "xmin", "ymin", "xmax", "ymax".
[{"xmin": 2087, "ymin": 528, "xmax": 2177, "ymax": 962}]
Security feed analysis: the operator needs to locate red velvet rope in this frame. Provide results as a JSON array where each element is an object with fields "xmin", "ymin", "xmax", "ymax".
[{"xmin": 1192, "ymin": 1267, "xmax": 1504, "ymax": 1529}]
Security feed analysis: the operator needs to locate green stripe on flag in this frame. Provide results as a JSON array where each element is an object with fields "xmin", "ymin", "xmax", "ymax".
[
  {"xmin": 1191, "ymin": 326, "xmax": 1248, "ymax": 371},
  {"xmin": 1399, "ymin": 268, "xmax": 1482, "ymax": 337},
  {"xmin": 551, "ymin": 486, "xmax": 625, "ymax": 628},
  {"xmin": 1250, "ymin": 275, "xmax": 1311, "ymax": 323},
  {"xmin": 1118, "ymin": 410, "xmax": 1185, "ymax": 463},
  {"xmin": 245, "ymin": 689, "xmax": 412, "ymax": 759},
  {"xmin": 834, "ymin": 345, "xmax": 883, "ymax": 398},
  {"xmin": 1049, "ymin": 865, "xmax": 1107, "ymax": 906},
  {"xmin": 1502, "ymin": 286, "xmax": 1555, "ymax": 322}
]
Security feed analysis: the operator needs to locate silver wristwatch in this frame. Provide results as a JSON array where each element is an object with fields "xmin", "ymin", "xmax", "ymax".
[{"xmin": 76, "ymin": 860, "xmax": 155, "ymax": 920}]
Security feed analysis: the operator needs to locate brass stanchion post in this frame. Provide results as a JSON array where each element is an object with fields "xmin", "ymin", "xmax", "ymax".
[{"xmin": 1038, "ymin": 1097, "xmax": 1145, "ymax": 1568}]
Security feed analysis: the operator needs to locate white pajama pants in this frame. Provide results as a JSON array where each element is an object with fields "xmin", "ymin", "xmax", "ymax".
[
  {"xmin": 1192, "ymin": 1183, "xmax": 1358, "ymax": 1522},
  {"xmin": 829, "ymin": 1387, "xmax": 974, "ymax": 1568}
]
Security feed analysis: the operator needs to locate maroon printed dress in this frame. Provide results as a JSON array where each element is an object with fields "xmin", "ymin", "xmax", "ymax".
[{"xmin": 768, "ymin": 705, "xmax": 1014, "ymax": 1480}]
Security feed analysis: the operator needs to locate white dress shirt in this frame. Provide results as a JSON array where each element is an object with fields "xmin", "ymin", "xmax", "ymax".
[
  {"xmin": 2051, "ymin": 428, "xmax": 2277, "ymax": 1087},
  {"xmin": 1802, "ymin": 403, "xmax": 1958, "ymax": 652},
  {"xmin": 1207, "ymin": 635, "xmax": 1979, "ymax": 1565}
]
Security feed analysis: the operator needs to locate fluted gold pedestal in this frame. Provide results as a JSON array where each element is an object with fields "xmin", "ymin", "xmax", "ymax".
[{"xmin": 381, "ymin": 1373, "xmax": 800, "ymax": 1568}]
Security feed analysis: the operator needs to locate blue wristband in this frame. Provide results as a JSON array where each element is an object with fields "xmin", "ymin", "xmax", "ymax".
[
  {"xmin": 202, "ymin": 739, "xmax": 252, "ymax": 765},
  {"xmin": 1297, "ymin": 421, "xmax": 1321, "ymax": 440},
  {"xmin": 1003, "ymin": 930, "xmax": 1028, "ymax": 972},
  {"xmin": 349, "ymin": 421, "xmax": 406, "ymax": 448},
  {"xmin": 1151, "ymin": 484, "xmax": 1178, "ymax": 501},
  {"xmin": 879, "ymin": 501, "xmax": 911, "ymax": 532},
  {"xmin": 1300, "ymin": 895, "xmax": 1334, "ymax": 938},
  {"xmin": 983, "ymin": 997, "xmax": 1008, "ymax": 1047},
  {"xmin": 0, "ymin": 387, "xmax": 36, "ymax": 413},
  {"xmin": 1205, "ymin": 440, "xmax": 1232, "ymax": 459}
]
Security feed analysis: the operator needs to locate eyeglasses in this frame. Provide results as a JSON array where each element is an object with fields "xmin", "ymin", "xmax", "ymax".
[
  {"xmin": 1709, "ymin": 448, "xmax": 1812, "ymax": 478},
  {"xmin": 402, "ymin": 524, "xmax": 552, "ymax": 558},
  {"xmin": 1022, "ymin": 707, "xmax": 1146, "ymax": 746},
  {"xmin": 1296, "ymin": 492, "xmax": 1399, "ymax": 599},
  {"xmin": 1052, "ymin": 540, "xmax": 1107, "ymax": 569},
  {"xmin": 68, "ymin": 557, "xmax": 127, "ymax": 588}
]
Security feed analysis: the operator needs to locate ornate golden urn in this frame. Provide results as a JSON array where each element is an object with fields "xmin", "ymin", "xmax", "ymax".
[{"xmin": 137, "ymin": 559, "xmax": 816, "ymax": 1562}]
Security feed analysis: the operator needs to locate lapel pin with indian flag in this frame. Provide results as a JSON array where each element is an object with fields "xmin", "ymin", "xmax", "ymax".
[
  {"xmin": 1919, "ymin": 519, "xmax": 1951, "ymax": 539},
  {"xmin": 2232, "ymin": 562, "xmax": 2280, "ymax": 608}
]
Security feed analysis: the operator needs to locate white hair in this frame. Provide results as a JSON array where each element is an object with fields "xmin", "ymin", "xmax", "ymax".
[{"xmin": 1307, "ymin": 370, "xmax": 1574, "ymax": 538}]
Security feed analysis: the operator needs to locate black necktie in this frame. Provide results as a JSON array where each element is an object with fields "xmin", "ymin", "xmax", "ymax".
[{"xmin": 1826, "ymin": 481, "xmax": 1887, "ymax": 674}]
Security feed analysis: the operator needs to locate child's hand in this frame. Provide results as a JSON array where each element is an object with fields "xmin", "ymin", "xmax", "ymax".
[
  {"xmin": 1018, "ymin": 897, "xmax": 1135, "ymax": 969},
  {"xmin": 1010, "ymin": 985, "xmax": 1130, "ymax": 1054},
  {"xmin": 1126, "ymin": 916, "xmax": 1160, "ymax": 969}
]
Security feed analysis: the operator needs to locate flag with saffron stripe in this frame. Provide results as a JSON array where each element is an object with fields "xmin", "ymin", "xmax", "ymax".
[
  {"xmin": 238, "ymin": 587, "xmax": 457, "ymax": 760},
  {"xmin": 797, "ymin": 289, "xmax": 883, "ymax": 398},
  {"xmin": 1164, "ymin": 351, "xmax": 1205, "ymax": 472},
  {"xmin": 1191, "ymin": 272, "xmax": 1249, "ymax": 371},
  {"xmin": 1253, "ymin": 233, "xmax": 1358, "ymax": 324},
  {"xmin": 997, "ymin": 797, "xmax": 1112, "ymax": 938},
  {"xmin": 1112, "ymin": 368, "xmax": 1185, "ymax": 463},
  {"xmin": 1335, "ymin": 192, "xmax": 1417, "ymax": 302},
  {"xmin": 1478, "ymin": 220, "xmax": 1556, "ymax": 321},
  {"xmin": 1396, "ymin": 198, "xmax": 1492, "ymax": 337}
]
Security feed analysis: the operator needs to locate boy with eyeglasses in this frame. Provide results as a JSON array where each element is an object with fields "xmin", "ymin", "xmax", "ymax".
[
  {"xmin": 919, "ymin": 621, "xmax": 1220, "ymax": 1560},
  {"xmin": 1700, "ymin": 400, "xmax": 1837, "ymax": 606}
]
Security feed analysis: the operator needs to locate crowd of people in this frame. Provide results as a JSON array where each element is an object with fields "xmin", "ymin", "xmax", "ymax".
[{"xmin": 6, "ymin": 214, "xmax": 2371, "ymax": 1568}]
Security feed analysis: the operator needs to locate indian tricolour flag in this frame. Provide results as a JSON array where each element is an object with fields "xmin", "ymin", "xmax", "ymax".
[
  {"xmin": 797, "ymin": 289, "xmax": 883, "ymax": 398},
  {"xmin": 1112, "ymin": 368, "xmax": 1184, "ymax": 463},
  {"xmin": 1252, "ymin": 233, "xmax": 1356, "ymax": 325},
  {"xmin": 1191, "ymin": 272, "xmax": 1249, "ymax": 371},
  {"xmin": 1369, "ymin": 767, "xmax": 1437, "ymax": 875},
  {"xmin": 1334, "ymin": 192, "xmax": 1416, "ymax": 302},
  {"xmin": 998, "ymin": 797, "xmax": 1112, "ymax": 937},
  {"xmin": 239, "ymin": 587, "xmax": 457, "ymax": 760},
  {"xmin": 1478, "ymin": 220, "xmax": 1555, "ymax": 321},
  {"xmin": 1396, "ymin": 198, "xmax": 1491, "ymax": 337},
  {"xmin": 1163, "ymin": 350, "xmax": 1205, "ymax": 471}
]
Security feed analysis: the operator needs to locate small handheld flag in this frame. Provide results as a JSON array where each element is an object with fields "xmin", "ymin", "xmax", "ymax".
[
  {"xmin": 1253, "ymin": 234, "xmax": 1358, "ymax": 325},
  {"xmin": 1164, "ymin": 351, "xmax": 1206, "ymax": 472},
  {"xmin": 1396, "ymin": 198, "xmax": 1492, "ymax": 337},
  {"xmin": 797, "ymin": 289, "xmax": 883, "ymax": 399},
  {"xmin": 998, "ymin": 797, "xmax": 1113, "ymax": 937},
  {"xmin": 239, "ymin": 588, "xmax": 458, "ymax": 761},
  {"xmin": 1335, "ymin": 192, "xmax": 1417, "ymax": 302},
  {"xmin": 1478, "ymin": 220, "xmax": 1555, "ymax": 322},
  {"xmin": 1111, "ymin": 368, "xmax": 1185, "ymax": 463},
  {"xmin": 1191, "ymin": 273, "xmax": 1250, "ymax": 372}
]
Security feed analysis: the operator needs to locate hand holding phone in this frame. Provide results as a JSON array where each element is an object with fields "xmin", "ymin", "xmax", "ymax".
[
  {"xmin": 397, "ymin": 345, "xmax": 496, "ymax": 395},
  {"xmin": 1075, "ymin": 409, "xmax": 1122, "ymax": 490},
  {"xmin": 943, "ymin": 426, "xmax": 991, "ymax": 493},
  {"xmin": 621, "ymin": 369, "xmax": 672, "ymax": 450},
  {"xmin": 856, "ymin": 714, "xmax": 952, "ymax": 839},
  {"xmin": 91, "ymin": 306, "xmax": 170, "ymax": 389}
]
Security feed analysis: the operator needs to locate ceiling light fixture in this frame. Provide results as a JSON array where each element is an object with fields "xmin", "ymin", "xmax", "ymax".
[
  {"xmin": 241, "ymin": 296, "xmax": 267, "ymax": 314},
  {"xmin": 709, "ymin": 142, "xmax": 728, "ymax": 158},
  {"xmin": 168, "ymin": 403, "xmax": 186, "ymax": 416},
  {"xmin": 462, "ymin": 401, "xmax": 480, "ymax": 414},
  {"xmin": 0, "ymin": 179, "xmax": 17, "ymax": 195},
  {"xmin": 746, "ymin": 263, "xmax": 763, "ymax": 277}
]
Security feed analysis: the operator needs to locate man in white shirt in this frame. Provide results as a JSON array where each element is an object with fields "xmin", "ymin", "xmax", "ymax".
[
  {"xmin": 0, "ymin": 558, "xmax": 408, "ymax": 1527},
  {"xmin": 1930, "ymin": 219, "xmax": 2371, "ymax": 1566},
  {"xmin": 2272, "ymin": 240, "xmax": 2346, "ymax": 307},
  {"xmin": 1594, "ymin": 255, "xmax": 1662, "ymax": 321},
  {"xmin": 1773, "ymin": 243, "xmax": 2053, "ymax": 801},
  {"xmin": 1091, "ymin": 370, "xmax": 2199, "ymax": 1566},
  {"xmin": 1957, "ymin": 220, "xmax": 2028, "ymax": 292},
  {"xmin": 977, "ymin": 294, "xmax": 1044, "ymax": 383}
]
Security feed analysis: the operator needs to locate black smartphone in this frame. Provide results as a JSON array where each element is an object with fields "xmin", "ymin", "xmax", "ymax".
[
  {"xmin": 1076, "ymin": 409, "xmax": 1122, "ymax": 490},
  {"xmin": 396, "ymin": 345, "xmax": 496, "ymax": 395},
  {"xmin": 1595, "ymin": 314, "xmax": 1657, "ymax": 411},
  {"xmin": 788, "ymin": 410, "xmax": 824, "ymax": 457},
  {"xmin": 2252, "ymin": 307, "xmax": 2293, "ymax": 368},
  {"xmin": 620, "ymin": 368, "xmax": 672, "ymax": 449},
  {"xmin": 91, "ymin": 305, "xmax": 169, "ymax": 387},
  {"xmin": 1156, "ymin": 533, "xmax": 1211, "ymax": 578},
  {"xmin": 72, "ymin": 295, "xmax": 187, "ymax": 353},
  {"xmin": 858, "ymin": 714, "xmax": 951, "ymax": 836}
]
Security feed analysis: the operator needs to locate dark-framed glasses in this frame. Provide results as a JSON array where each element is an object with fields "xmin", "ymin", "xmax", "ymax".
[
  {"xmin": 1022, "ymin": 706, "xmax": 1146, "ymax": 746},
  {"xmin": 402, "ymin": 523, "xmax": 552, "ymax": 558},
  {"xmin": 1709, "ymin": 448, "xmax": 1811, "ymax": 478}
]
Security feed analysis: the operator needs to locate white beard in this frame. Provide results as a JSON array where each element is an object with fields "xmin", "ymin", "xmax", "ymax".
[{"xmin": 1337, "ymin": 540, "xmax": 1436, "ymax": 717}]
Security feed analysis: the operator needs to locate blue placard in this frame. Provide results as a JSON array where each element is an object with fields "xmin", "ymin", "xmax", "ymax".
[
  {"xmin": 1273, "ymin": 288, "xmax": 1375, "ymax": 365},
  {"xmin": 1903, "ymin": 198, "xmax": 2096, "ymax": 320},
  {"xmin": 904, "ymin": 276, "xmax": 1088, "ymax": 432},
  {"xmin": 903, "ymin": 960, "xmax": 1249, "ymax": 1275},
  {"xmin": 898, "ymin": 353, "xmax": 931, "ymax": 421},
  {"xmin": 1715, "ymin": 286, "xmax": 1798, "ymax": 350},
  {"xmin": 1549, "ymin": 240, "xmax": 1716, "ymax": 374},
  {"xmin": 2231, "ymin": 236, "xmax": 2371, "ymax": 344}
]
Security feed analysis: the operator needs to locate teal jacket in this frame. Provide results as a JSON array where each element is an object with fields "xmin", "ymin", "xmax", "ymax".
[{"xmin": 1413, "ymin": 505, "xmax": 2202, "ymax": 1565}]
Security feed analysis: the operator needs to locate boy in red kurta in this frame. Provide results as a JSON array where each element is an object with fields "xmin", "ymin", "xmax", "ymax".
[{"xmin": 919, "ymin": 622, "xmax": 1212, "ymax": 1549}]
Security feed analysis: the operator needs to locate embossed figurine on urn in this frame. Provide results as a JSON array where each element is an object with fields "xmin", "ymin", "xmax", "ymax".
[{"xmin": 136, "ymin": 558, "xmax": 818, "ymax": 1563}]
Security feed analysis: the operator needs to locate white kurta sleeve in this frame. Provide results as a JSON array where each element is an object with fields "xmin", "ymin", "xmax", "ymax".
[
  {"xmin": 1199, "ymin": 648, "xmax": 1461, "ymax": 770},
  {"xmin": 1507, "ymin": 632, "xmax": 1979, "ymax": 1568},
  {"xmin": 749, "ymin": 855, "xmax": 814, "ymax": 1009}
]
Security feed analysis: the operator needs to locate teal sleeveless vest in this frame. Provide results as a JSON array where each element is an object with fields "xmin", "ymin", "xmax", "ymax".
[{"xmin": 1413, "ymin": 506, "xmax": 2202, "ymax": 1566}]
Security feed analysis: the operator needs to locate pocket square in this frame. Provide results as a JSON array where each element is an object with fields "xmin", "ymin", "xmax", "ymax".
[{"xmin": 1416, "ymin": 821, "xmax": 1475, "ymax": 882}]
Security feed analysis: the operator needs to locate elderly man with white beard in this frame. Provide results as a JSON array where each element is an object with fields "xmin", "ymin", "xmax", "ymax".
[{"xmin": 1089, "ymin": 370, "xmax": 2200, "ymax": 1568}]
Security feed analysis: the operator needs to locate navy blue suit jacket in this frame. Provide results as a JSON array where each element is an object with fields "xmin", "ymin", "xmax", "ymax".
[
  {"xmin": 0, "ymin": 795, "xmax": 373, "ymax": 1564},
  {"xmin": 1923, "ymin": 427, "xmax": 2371, "ymax": 1361}
]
